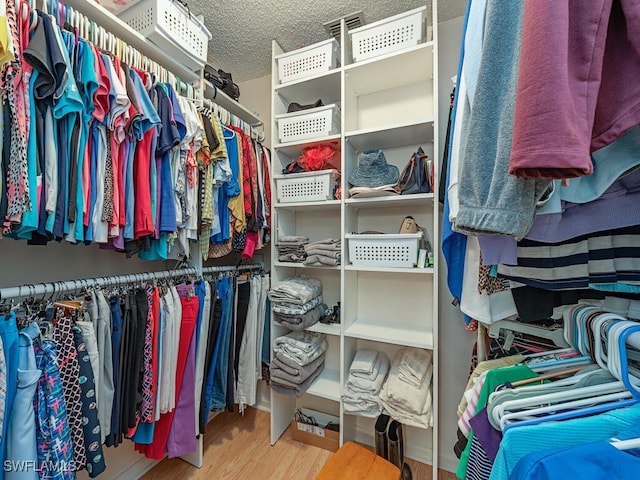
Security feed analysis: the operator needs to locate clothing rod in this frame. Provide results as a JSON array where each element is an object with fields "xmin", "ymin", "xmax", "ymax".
[{"xmin": 0, "ymin": 263, "xmax": 263, "ymax": 302}]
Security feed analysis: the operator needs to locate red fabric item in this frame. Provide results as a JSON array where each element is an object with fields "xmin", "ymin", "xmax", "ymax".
[
  {"xmin": 241, "ymin": 231, "xmax": 258, "ymax": 259},
  {"xmin": 133, "ymin": 129, "xmax": 154, "ymax": 238},
  {"xmin": 135, "ymin": 295, "xmax": 199, "ymax": 459},
  {"xmin": 297, "ymin": 144, "xmax": 337, "ymax": 171}
]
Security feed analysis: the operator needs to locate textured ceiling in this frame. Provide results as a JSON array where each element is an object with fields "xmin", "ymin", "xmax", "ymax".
[{"xmin": 188, "ymin": 0, "xmax": 467, "ymax": 82}]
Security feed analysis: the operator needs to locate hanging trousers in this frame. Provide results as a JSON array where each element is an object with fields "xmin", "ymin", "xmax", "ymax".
[
  {"xmin": 105, "ymin": 297, "xmax": 124, "ymax": 448},
  {"xmin": 52, "ymin": 308, "xmax": 87, "ymax": 470},
  {"xmin": 72, "ymin": 326, "xmax": 106, "ymax": 478},
  {"xmin": 136, "ymin": 295, "xmax": 199, "ymax": 459},
  {"xmin": 199, "ymin": 281, "xmax": 219, "ymax": 433},
  {"xmin": 0, "ymin": 312, "xmax": 18, "ymax": 480},
  {"xmin": 5, "ymin": 323, "xmax": 40, "ymax": 480}
]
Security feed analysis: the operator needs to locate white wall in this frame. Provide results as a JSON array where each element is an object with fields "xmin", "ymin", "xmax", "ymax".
[
  {"xmin": 238, "ymin": 74, "xmax": 273, "ymax": 149},
  {"xmin": 0, "ymin": 240, "xmax": 171, "ymax": 288},
  {"xmin": 239, "ymin": 16, "xmax": 474, "ymax": 473}
]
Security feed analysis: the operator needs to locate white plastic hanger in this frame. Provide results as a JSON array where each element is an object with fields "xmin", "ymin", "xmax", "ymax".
[
  {"xmin": 499, "ymin": 389, "xmax": 634, "ymax": 430},
  {"xmin": 611, "ymin": 437, "xmax": 640, "ymax": 450}
]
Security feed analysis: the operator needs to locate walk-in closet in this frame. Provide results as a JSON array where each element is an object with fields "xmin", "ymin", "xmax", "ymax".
[{"xmin": 0, "ymin": 0, "xmax": 639, "ymax": 479}]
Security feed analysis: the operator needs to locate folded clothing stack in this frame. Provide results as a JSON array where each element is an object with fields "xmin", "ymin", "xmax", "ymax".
[
  {"xmin": 271, "ymin": 331, "xmax": 327, "ymax": 396},
  {"xmin": 342, "ymin": 350, "xmax": 390, "ymax": 417},
  {"xmin": 277, "ymin": 235, "xmax": 309, "ymax": 263},
  {"xmin": 379, "ymin": 348, "xmax": 434, "ymax": 429},
  {"xmin": 269, "ymin": 276, "xmax": 326, "ymax": 330},
  {"xmin": 303, "ymin": 238, "xmax": 342, "ymax": 266}
]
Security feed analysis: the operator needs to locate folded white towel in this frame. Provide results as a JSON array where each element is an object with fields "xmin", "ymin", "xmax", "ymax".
[
  {"xmin": 379, "ymin": 348, "xmax": 434, "ymax": 428},
  {"xmin": 398, "ymin": 348, "xmax": 432, "ymax": 388},
  {"xmin": 347, "ymin": 353, "xmax": 389, "ymax": 394},
  {"xmin": 349, "ymin": 350, "xmax": 380, "ymax": 377}
]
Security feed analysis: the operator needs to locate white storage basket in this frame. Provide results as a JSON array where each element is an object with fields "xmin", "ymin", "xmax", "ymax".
[
  {"xmin": 350, "ymin": 6, "xmax": 426, "ymax": 63},
  {"xmin": 276, "ymin": 38, "xmax": 340, "ymax": 84},
  {"xmin": 117, "ymin": 0, "xmax": 212, "ymax": 69},
  {"xmin": 274, "ymin": 169, "xmax": 339, "ymax": 203},
  {"xmin": 346, "ymin": 232, "xmax": 422, "ymax": 268},
  {"xmin": 276, "ymin": 104, "xmax": 341, "ymax": 144}
]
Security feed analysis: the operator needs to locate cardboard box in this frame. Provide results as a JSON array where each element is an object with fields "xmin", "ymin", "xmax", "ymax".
[{"xmin": 291, "ymin": 408, "xmax": 340, "ymax": 452}]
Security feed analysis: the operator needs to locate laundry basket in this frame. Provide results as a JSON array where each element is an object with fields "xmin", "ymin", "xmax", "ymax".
[
  {"xmin": 117, "ymin": 0, "xmax": 212, "ymax": 69},
  {"xmin": 276, "ymin": 38, "xmax": 340, "ymax": 84},
  {"xmin": 350, "ymin": 6, "xmax": 426, "ymax": 63},
  {"xmin": 274, "ymin": 169, "xmax": 339, "ymax": 203},
  {"xmin": 276, "ymin": 104, "xmax": 341, "ymax": 144},
  {"xmin": 346, "ymin": 233, "xmax": 422, "ymax": 268}
]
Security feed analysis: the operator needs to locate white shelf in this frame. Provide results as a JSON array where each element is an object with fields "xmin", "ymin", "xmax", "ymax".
[
  {"xmin": 305, "ymin": 368, "xmax": 341, "ymax": 401},
  {"xmin": 273, "ymin": 261, "xmax": 340, "ymax": 270},
  {"xmin": 274, "ymin": 134, "xmax": 342, "ymax": 154},
  {"xmin": 344, "ymin": 265, "xmax": 434, "ymax": 274},
  {"xmin": 345, "ymin": 321, "xmax": 434, "ymax": 349},
  {"xmin": 345, "ymin": 192, "xmax": 434, "ymax": 208},
  {"xmin": 273, "ymin": 321, "xmax": 341, "ymax": 336},
  {"xmin": 203, "ymin": 80, "xmax": 263, "ymax": 127},
  {"xmin": 275, "ymin": 69, "xmax": 342, "ymax": 106},
  {"xmin": 64, "ymin": 0, "xmax": 200, "ymax": 83},
  {"xmin": 307, "ymin": 322, "xmax": 342, "ymax": 336},
  {"xmin": 344, "ymin": 42, "xmax": 434, "ymax": 95},
  {"xmin": 274, "ymin": 134, "xmax": 341, "ymax": 159},
  {"xmin": 345, "ymin": 120, "xmax": 434, "ymax": 151},
  {"xmin": 273, "ymin": 199, "xmax": 341, "ymax": 211}
]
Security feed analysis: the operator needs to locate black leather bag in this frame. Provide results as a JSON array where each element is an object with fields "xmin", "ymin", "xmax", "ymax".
[
  {"xmin": 204, "ymin": 65, "xmax": 241, "ymax": 101},
  {"xmin": 394, "ymin": 147, "xmax": 431, "ymax": 195}
]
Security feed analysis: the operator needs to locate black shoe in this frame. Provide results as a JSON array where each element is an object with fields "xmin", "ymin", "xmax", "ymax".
[
  {"xmin": 374, "ymin": 414, "xmax": 391, "ymax": 459},
  {"xmin": 388, "ymin": 421, "xmax": 413, "ymax": 479},
  {"xmin": 287, "ymin": 99, "xmax": 324, "ymax": 113}
]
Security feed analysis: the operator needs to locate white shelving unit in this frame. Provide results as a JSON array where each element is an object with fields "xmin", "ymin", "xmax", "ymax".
[{"xmin": 270, "ymin": 3, "xmax": 440, "ymax": 478}]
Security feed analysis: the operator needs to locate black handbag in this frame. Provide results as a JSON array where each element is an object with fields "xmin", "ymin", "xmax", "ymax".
[
  {"xmin": 204, "ymin": 65, "xmax": 241, "ymax": 101},
  {"xmin": 394, "ymin": 147, "xmax": 431, "ymax": 195}
]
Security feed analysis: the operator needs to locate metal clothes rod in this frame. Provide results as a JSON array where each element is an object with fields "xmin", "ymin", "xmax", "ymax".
[{"xmin": 0, "ymin": 263, "xmax": 264, "ymax": 302}]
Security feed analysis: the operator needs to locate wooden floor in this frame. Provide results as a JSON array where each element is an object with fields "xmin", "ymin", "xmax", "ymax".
[{"xmin": 141, "ymin": 408, "xmax": 457, "ymax": 480}]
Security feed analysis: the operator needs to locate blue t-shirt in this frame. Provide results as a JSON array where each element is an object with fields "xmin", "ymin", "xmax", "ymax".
[
  {"xmin": 511, "ymin": 441, "xmax": 640, "ymax": 480},
  {"xmin": 491, "ymin": 403, "xmax": 640, "ymax": 480}
]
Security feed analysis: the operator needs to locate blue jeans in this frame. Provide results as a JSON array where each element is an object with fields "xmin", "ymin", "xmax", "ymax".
[{"xmin": 207, "ymin": 277, "xmax": 233, "ymax": 412}]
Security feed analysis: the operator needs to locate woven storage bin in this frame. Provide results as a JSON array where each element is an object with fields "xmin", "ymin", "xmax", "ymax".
[
  {"xmin": 117, "ymin": 0, "xmax": 212, "ymax": 69},
  {"xmin": 276, "ymin": 38, "xmax": 340, "ymax": 84},
  {"xmin": 274, "ymin": 169, "xmax": 339, "ymax": 203},
  {"xmin": 346, "ymin": 233, "xmax": 422, "ymax": 268},
  {"xmin": 350, "ymin": 6, "xmax": 426, "ymax": 63},
  {"xmin": 276, "ymin": 104, "xmax": 341, "ymax": 144}
]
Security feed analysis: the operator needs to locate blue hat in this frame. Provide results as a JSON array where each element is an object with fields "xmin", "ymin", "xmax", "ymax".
[{"xmin": 349, "ymin": 150, "xmax": 399, "ymax": 188}]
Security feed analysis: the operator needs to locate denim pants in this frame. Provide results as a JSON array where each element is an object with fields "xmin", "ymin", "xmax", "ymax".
[{"xmin": 207, "ymin": 277, "xmax": 233, "ymax": 412}]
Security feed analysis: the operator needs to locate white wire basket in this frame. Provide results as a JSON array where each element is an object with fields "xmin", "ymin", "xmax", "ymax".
[
  {"xmin": 117, "ymin": 0, "xmax": 212, "ymax": 69},
  {"xmin": 276, "ymin": 38, "xmax": 340, "ymax": 84},
  {"xmin": 346, "ymin": 232, "xmax": 422, "ymax": 268},
  {"xmin": 350, "ymin": 6, "xmax": 426, "ymax": 63},
  {"xmin": 276, "ymin": 104, "xmax": 341, "ymax": 144},
  {"xmin": 274, "ymin": 169, "xmax": 339, "ymax": 203}
]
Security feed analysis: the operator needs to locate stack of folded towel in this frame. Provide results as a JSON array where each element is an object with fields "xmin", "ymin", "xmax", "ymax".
[
  {"xmin": 342, "ymin": 350, "xmax": 390, "ymax": 417},
  {"xmin": 269, "ymin": 276, "xmax": 326, "ymax": 330},
  {"xmin": 270, "ymin": 331, "xmax": 327, "ymax": 396},
  {"xmin": 379, "ymin": 348, "xmax": 434, "ymax": 428},
  {"xmin": 277, "ymin": 235, "xmax": 309, "ymax": 263},
  {"xmin": 303, "ymin": 238, "xmax": 341, "ymax": 266}
]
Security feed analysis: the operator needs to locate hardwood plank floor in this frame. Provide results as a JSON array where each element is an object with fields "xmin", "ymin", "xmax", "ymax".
[{"xmin": 141, "ymin": 408, "xmax": 457, "ymax": 480}]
